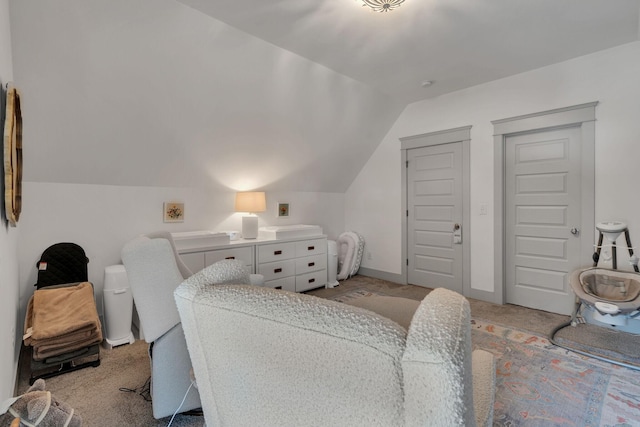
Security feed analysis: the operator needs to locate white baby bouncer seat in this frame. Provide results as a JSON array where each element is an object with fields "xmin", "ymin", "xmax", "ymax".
[{"xmin": 337, "ymin": 231, "xmax": 365, "ymax": 280}]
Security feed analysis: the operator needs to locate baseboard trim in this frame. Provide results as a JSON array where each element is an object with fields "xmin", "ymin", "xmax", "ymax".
[
  {"xmin": 466, "ymin": 287, "xmax": 499, "ymax": 304},
  {"xmin": 356, "ymin": 267, "xmax": 405, "ymax": 285},
  {"xmin": 14, "ymin": 344, "xmax": 27, "ymax": 396}
]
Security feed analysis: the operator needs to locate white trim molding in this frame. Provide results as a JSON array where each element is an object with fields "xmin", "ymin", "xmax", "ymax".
[
  {"xmin": 400, "ymin": 126, "xmax": 472, "ymax": 297},
  {"xmin": 492, "ymin": 102, "xmax": 597, "ymax": 305}
]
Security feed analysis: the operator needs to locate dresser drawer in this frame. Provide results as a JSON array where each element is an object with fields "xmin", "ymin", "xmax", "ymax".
[
  {"xmin": 263, "ymin": 276, "xmax": 296, "ymax": 292},
  {"xmin": 258, "ymin": 259, "xmax": 295, "ymax": 281},
  {"xmin": 295, "ymin": 254, "xmax": 327, "ymax": 275},
  {"xmin": 258, "ymin": 242, "xmax": 296, "ymax": 263},
  {"xmin": 295, "ymin": 238, "xmax": 327, "ymax": 257},
  {"xmin": 296, "ymin": 270, "xmax": 326, "ymax": 292},
  {"xmin": 205, "ymin": 247, "xmax": 253, "ymax": 265}
]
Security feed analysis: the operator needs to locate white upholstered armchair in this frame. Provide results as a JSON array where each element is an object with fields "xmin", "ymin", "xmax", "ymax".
[{"xmin": 174, "ymin": 276, "xmax": 496, "ymax": 426}]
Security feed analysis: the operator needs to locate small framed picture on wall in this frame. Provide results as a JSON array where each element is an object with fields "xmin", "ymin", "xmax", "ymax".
[
  {"xmin": 164, "ymin": 202, "xmax": 184, "ymax": 223},
  {"xmin": 277, "ymin": 202, "xmax": 290, "ymax": 218}
]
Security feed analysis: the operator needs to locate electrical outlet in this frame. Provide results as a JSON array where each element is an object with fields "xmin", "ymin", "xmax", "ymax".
[
  {"xmin": 367, "ymin": 251, "xmax": 373, "ymax": 260},
  {"xmin": 479, "ymin": 203, "xmax": 488, "ymax": 215}
]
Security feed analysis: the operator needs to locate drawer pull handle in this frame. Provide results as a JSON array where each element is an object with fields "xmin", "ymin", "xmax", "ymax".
[
  {"xmin": 308, "ymin": 278, "xmax": 315, "ymax": 283},
  {"xmin": 307, "ymin": 246, "xmax": 315, "ymax": 251},
  {"xmin": 275, "ymin": 286, "xmax": 282, "ymax": 290},
  {"xmin": 308, "ymin": 262, "xmax": 315, "ymax": 267},
  {"xmin": 225, "ymin": 256, "xmax": 235, "ymax": 260},
  {"xmin": 274, "ymin": 250, "xmax": 282, "ymax": 255},
  {"xmin": 274, "ymin": 268, "xmax": 282, "ymax": 273}
]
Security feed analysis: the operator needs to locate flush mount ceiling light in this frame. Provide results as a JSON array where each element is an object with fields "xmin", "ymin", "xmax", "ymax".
[{"xmin": 360, "ymin": 0, "xmax": 405, "ymax": 12}]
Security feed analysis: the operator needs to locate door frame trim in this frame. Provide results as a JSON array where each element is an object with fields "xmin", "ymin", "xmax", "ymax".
[
  {"xmin": 492, "ymin": 102, "xmax": 597, "ymax": 305},
  {"xmin": 400, "ymin": 126, "xmax": 471, "ymax": 296}
]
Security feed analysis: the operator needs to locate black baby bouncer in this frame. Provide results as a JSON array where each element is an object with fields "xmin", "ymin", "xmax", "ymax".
[{"xmin": 24, "ymin": 243, "xmax": 102, "ymax": 384}]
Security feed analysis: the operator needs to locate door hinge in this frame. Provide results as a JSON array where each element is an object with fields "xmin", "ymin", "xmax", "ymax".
[
  {"xmin": 406, "ymin": 160, "xmax": 409, "ymax": 168},
  {"xmin": 406, "ymin": 209, "xmax": 409, "ymax": 217},
  {"xmin": 406, "ymin": 258, "xmax": 409, "ymax": 266}
]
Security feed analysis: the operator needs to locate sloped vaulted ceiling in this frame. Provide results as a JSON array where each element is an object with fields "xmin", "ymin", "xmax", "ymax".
[
  {"xmin": 9, "ymin": 0, "xmax": 405, "ymax": 192},
  {"xmin": 178, "ymin": 0, "xmax": 640, "ymax": 103},
  {"xmin": 9, "ymin": 0, "xmax": 640, "ymax": 192}
]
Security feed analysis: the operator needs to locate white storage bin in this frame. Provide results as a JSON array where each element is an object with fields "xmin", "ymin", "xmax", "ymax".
[{"xmin": 103, "ymin": 265, "xmax": 135, "ymax": 348}]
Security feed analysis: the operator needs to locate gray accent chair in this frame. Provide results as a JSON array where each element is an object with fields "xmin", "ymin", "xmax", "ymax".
[
  {"xmin": 121, "ymin": 234, "xmax": 202, "ymax": 419},
  {"xmin": 121, "ymin": 232, "xmax": 264, "ymax": 419}
]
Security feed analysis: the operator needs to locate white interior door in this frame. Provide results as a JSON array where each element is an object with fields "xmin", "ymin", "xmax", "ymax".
[
  {"xmin": 505, "ymin": 127, "xmax": 582, "ymax": 315},
  {"xmin": 407, "ymin": 143, "xmax": 463, "ymax": 293}
]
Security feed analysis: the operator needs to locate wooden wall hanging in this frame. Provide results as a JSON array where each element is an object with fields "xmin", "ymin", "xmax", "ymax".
[{"xmin": 4, "ymin": 82, "xmax": 22, "ymax": 227}]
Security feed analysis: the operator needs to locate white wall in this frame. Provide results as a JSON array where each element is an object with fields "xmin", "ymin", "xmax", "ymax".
[
  {"xmin": 0, "ymin": 0, "xmax": 20, "ymax": 399},
  {"xmin": 18, "ymin": 183, "xmax": 344, "ymax": 322},
  {"xmin": 347, "ymin": 41, "xmax": 640, "ymax": 294},
  {"xmin": 9, "ymin": 0, "xmax": 402, "ymax": 193}
]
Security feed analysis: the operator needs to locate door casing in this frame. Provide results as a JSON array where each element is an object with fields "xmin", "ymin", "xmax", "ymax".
[
  {"xmin": 493, "ymin": 102, "xmax": 597, "ymax": 305},
  {"xmin": 401, "ymin": 126, "xmax": 481, "ymax": 300}
]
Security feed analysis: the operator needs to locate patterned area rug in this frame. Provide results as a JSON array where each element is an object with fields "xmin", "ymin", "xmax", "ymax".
[
  {"xmin": 472, "ymin": 319, "xmax": 640, "ymax": 427},
  {"xmin": 329, "ymin": 288, "xmax": 387, "ymax": 303},
  {"xmin": 330, "ymin": 290, "xmax": 640, "ymax": 426}
]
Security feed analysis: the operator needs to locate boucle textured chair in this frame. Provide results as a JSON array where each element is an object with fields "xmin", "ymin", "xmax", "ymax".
[
  {"xmin": 175, "ymin": 278, "xmax": 496, "ymax": 426},
  {"xmin": 121, "ymin": 232, "xmax": 264, "ymax": 419}
]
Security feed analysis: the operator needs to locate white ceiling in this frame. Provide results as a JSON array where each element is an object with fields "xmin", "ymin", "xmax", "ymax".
[{"xmin": 178, "ymin": 0, "xmax": 640, "ymax": 103}]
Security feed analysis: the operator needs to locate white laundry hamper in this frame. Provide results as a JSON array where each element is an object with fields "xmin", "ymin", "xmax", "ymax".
[{"xmin": 102, "ymin": 265, "xmax": 135, "ymax": 348}]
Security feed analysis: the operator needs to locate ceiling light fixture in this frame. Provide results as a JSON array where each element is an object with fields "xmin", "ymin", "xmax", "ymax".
[{"xmin": 360, "ymin": 0, "xmax": 405, "ymax": 13}]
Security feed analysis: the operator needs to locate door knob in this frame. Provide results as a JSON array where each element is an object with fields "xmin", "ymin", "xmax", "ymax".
[{"xmin": 571, "ymin": 227, "xmax": 580, "ymax": 235}]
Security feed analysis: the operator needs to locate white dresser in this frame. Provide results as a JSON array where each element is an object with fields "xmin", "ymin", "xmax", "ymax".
[
  {"xmin": 177, "ymin": 235, "xmax": 328, "ymax": 292},
  {"xmin": 257, "ymin": 237, "xmax": 327, "ymax": 292}
]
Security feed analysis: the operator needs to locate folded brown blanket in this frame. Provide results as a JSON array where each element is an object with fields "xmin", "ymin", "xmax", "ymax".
[
  {"xmin": 32, "ymin": 330, "xmax": 102, "ymax": 361},
  {"xmin": 24, "ymin": 282, "xmax": 102, "ymax": 360},
  {"xmin": 29, "ymin": 323, "xmax": 102, "ymax": 359}
]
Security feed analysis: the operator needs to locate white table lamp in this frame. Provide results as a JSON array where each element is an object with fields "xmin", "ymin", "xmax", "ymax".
[{"xmin": 235, "ymin": 191, "xmax": 266, "ymax": 239}]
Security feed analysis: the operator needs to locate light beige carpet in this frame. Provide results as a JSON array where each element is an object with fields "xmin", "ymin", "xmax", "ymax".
[{"xmin": 16, "ymin": 340, "xmax": 203, "ymax": 426}]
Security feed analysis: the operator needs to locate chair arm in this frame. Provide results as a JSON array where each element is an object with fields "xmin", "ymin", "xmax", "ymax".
[
  {"xmin": 472, "ymin": 349, "xmax": 495, "ymax": 427},
  {"xmin": 402, "ymin": 288, "xmax": 475, "ymax": 427}
]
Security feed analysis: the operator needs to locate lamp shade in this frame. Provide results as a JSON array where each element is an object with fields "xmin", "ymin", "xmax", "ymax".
[{"xmin": 235, "ymin": 191, "xmax": 266, "ymax": 213}]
